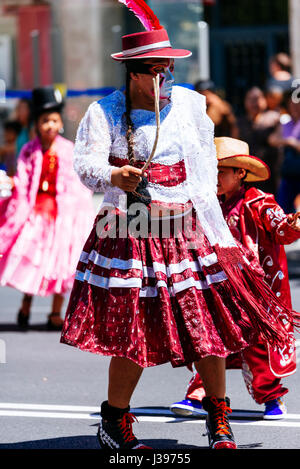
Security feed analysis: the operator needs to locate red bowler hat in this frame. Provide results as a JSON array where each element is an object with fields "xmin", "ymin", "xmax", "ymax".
[
  {"xmin": 111, "ymin": 28, "xmax": 192, "ymax": 61},
  {"xmin": 112, "ymin": 1, "xmax": 191, "ymax": 61}
]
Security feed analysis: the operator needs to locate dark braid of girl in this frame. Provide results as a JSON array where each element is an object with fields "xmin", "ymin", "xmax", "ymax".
[
  {"xmin": 124, "ymin": 63, "xmax": 151, "ymax": 224},
  {"xmin": 125, "ymin": 66, "xmax": 135, "ymax": 166}
]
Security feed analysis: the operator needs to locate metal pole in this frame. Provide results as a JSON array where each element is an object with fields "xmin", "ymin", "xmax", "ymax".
[
  {"xmin": 0, "ymin": 79, "xmax": 5, "ymax": 103},
  {"xmin": 51, "ymin": 27, "xmax": 64, "ymax": 84},
  {"xmin": 197, "ymin": 21, "xmax": 210, "ymax": 81},
  {"xmin": 289, "ymin": 0, "xmax": 300, "ymax": 78},
  {"xmin": 31, "ymin": 29, "xmax": 40, "ymax": 88}
]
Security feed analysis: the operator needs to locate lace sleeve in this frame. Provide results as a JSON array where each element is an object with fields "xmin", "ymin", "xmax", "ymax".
[
  {"xmin": 181, "ymin": 89, "xmax": 236, "ymax": 247},
  {"xmin": 73, "ymin": 101, "xmax": 116, "ymax": 193}
]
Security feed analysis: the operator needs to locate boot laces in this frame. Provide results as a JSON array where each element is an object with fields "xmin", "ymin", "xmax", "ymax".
[
  {"xmin": 119, "ymin": 412, "xmax": 138, "ymax": 443},
  {"xmin": 211, "ymin": 397, "xmax": 232, "ymax": 436}
]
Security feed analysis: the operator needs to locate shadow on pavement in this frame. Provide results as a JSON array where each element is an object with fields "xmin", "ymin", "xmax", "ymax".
[
  {"xmin": 129, "ymin": 406, "xmax": 264, "ymax": 421},
  {"xmin": 0, "ymin": 436, "xmax": 99, "ymax": 449},
  {"xmin": 0, "ymin": 436, "xmax": 200, "ymax": 450}
]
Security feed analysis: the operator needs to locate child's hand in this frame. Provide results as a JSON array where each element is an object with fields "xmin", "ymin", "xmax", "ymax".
[
  {"xmin": 9, "ymin": 177, "xmax": 15, "ymax": 189},
  {"xmin": 0, "ymin": 171, "xmax": 13, "ymax": 198},
  {"xmin": 294, "ymin": 194, "xmax": 300, "ymax": 211},
  {"xmin": 287, "ymin": 212, "xmax": 300, "ymax": 231}
]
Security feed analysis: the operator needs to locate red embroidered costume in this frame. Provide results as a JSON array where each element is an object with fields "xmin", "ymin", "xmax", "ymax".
[
  {"xmin": 186, "ymin": 185, "xmax": 300, "ymax": 405},
  {"xmin": 60, "ymin": 93, "xmax": 299, "ymax": 368}
]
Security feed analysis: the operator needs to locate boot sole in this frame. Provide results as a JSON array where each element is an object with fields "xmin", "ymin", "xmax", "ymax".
[
  {"xmin": 206, "ymin": 422, "xmax": 237, "ymax": 449},
  {"xmin": 213, "ymin": 441, "xmax": 237, "ymax": 449},
  {"xmin": 170, "ymin": 404, "xmax": 207, "ymax": 417}
]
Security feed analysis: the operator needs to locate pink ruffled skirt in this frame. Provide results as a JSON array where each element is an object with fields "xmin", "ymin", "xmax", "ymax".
[{"xmin": 0, "ymin": 208, "xmax": 75, "ymax": 297}]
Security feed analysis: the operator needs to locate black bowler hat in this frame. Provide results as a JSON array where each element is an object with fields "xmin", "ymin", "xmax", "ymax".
[{"xmin": 32, "ymin": 86, "xmax": 64, "ymax": 119}]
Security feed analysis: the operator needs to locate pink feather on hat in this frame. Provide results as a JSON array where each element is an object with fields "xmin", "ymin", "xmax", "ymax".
[{"xmin": 118, "ymin": 0, "xmax": 163, "ymax": 31}]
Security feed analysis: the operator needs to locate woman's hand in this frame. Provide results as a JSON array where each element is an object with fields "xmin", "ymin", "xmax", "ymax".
[{"xmin": 111, "ymin": 165, "xmax": 142, "ymax": 192}]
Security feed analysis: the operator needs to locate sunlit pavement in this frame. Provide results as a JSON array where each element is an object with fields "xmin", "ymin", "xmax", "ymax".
[{"xmin": 0, "ymin": 234, "xmax": 300, "ymax": 450}]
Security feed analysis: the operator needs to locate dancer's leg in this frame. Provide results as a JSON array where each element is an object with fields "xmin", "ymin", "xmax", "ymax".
[
  {"xmin": 51, "ymin": 293, "xmax": 64, "ymax": 315},
  {"xmin": 194, "ymin": 356, "xmax": 226, "ymax": 399},
  {"xmin": 21, "ymin": 293, "xmax": 33, "ymax": 316},
  {"xmin": 47, "ymin": 294, "xmax": 65, "ymax": 329},
  {"xmin": 108, "ymin": 357, "xmax": 143, "ymax": 408},
  {"xmin": 17, "ymin": 293, "xmax": 33, "ymax": 327},
  {"xmin": 98, "ymin": 357, "xmax": 148, "ymax": 449},
  {"xmin": 194, "ymin": 356, "xmax": 236, "ymax": 449}
]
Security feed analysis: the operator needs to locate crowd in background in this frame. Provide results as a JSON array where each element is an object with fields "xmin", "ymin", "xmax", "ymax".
[
  {"xmin": 1, "ymin": 52, "xmax": 300, "ymax": 213},
  {"xmin": 196, "ymin": 52, "xmax": 300, "ymax": 213},
  {"xmin": 0, "ymin": 98, "xmax": 33, "ymax": 176}
]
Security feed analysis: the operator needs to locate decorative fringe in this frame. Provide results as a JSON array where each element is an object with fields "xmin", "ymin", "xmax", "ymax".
[{"xmin": 214, "ymin": 244, "xmax": 300, "ymax": 349}]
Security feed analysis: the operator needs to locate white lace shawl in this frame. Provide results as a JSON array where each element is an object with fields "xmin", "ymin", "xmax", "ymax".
[{"xmin": 73, "ymin": 86, "xmax": 236, "ymax": 248}]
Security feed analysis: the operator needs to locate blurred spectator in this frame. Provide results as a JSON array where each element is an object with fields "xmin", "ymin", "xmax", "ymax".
[
  {"xmin": 266, "ymin": 53, "xmax": 294, "ymax": 93},
  {"xmin": 194, "ymin": 80, "xmax": 239, "ymax": 138},
  {"xmin": 265, "ymin": 85, "xmax": 285, "ymax": 114},
  {"xmin": 237, "ymin": 87, "xmax": 281, "ymax": 195},
  {"xmin": 269, "ymin": 88, "xmax": 300, "ymax": 213},
  {"xmin": 0, "ymin": 120, "xmax": 22, "ymax": 176},
  {"xmin": 13, "ymin": 98, "xmax": 34, "ymax": 157},
  {"xmin": 294, "ymin": 194, "xmax": 300, "ymax": 212}
]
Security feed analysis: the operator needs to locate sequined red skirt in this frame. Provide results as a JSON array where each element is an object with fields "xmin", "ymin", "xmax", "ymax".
[{"xmin": 60, "ymin": 203, "xmax": 266, "ymax": 368}]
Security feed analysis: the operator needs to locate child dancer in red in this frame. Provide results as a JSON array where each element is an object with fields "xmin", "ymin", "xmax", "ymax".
[{"xmin": 171, "ymin": 137, "xmax": 300, "ymax": 420}]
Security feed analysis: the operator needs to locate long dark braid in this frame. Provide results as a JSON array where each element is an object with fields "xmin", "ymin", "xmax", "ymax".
[
  {"xmin": 124, "ymin": 62, "xmax": 151, "ymax": 227},
  {"xmin": 125, "ymin": 64, "xmax": 135, "ymax": 166}
]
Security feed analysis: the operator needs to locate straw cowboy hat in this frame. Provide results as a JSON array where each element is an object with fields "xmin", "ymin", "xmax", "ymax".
[
  {"xmin": 111, "ymin": 1, "xmax": 191, "ymax": 61},
  {"xmin": 215, "ymin": 137, "xmax": 270, "ymax": 182}
]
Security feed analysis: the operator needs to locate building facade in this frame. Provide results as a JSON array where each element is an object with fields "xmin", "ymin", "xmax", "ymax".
[
  {"xmin": 0, "ymin": 0, "xmax": 299, "ymax": 136},
  {"xmin": 0, "ymin": 0, "xmax": 205, "ymax": 137},
  {"xmin": 203, "ymin": 0, "xmax": 290, "ymax": 113}
]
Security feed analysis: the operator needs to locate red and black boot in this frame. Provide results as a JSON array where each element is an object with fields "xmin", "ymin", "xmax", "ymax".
[
  {"xmin": 202, "ymin": 396, "xmax": 237, "ymax": 449},
  {"xmin": 97, "ymin": 401, "xmax": 151, "ymax": 450}
]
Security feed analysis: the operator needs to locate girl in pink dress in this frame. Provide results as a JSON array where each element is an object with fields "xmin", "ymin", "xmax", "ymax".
[{"xmin": 0, "ymin": 87, "xmax": 94, "ymax": 329}]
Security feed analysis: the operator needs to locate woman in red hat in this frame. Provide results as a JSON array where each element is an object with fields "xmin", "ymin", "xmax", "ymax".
[{"xmin": 60, "ymin": 1, "xmax": 300, "ymax": 450}]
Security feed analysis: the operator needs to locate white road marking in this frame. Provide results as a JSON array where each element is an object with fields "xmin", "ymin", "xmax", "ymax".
[
  {"xmin": 0, "ymin": 410, "xmax": 96, "ymax": 420},
  {"xmin": 1, "ymin": 403, "xmax": 300, "ymax": 428},
  {"xmin": 0, "ymin": 403, "xmax": 99, "ymax": 412},
  {"xmin": 1, "ymin": 410, "xmax": 300, "ymax": 428}
]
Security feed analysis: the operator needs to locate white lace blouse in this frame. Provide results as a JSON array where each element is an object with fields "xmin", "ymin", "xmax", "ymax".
[{"xmin": 73, "ymin": 86, "xmax": 236, "ymax": 248}]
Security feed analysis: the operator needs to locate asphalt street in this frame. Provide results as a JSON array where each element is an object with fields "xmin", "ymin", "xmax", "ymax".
[{"xmin": 1, "ymin": 229, "xmax": 300, "ymax": 452}]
